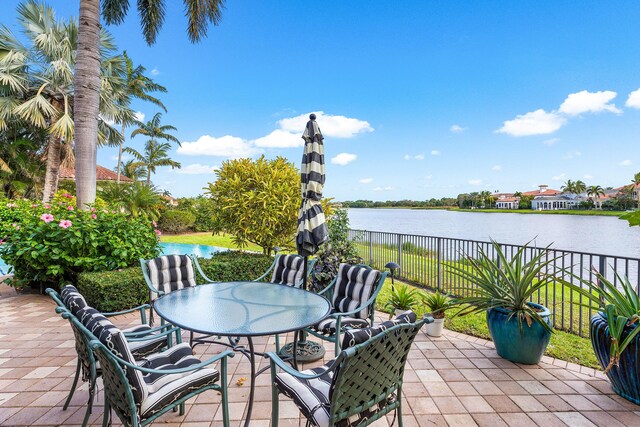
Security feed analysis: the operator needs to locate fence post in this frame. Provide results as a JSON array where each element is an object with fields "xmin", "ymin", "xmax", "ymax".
[
  {"xmin": 598, "ymin": 256, "xmax": 607, "ymax": 288},
  {"xmin": 368, "ymin": 231, "xmax": 373, "ymax": 266},
  {"xmin": 436, "ymin": 237, "xmax": 442, "ymax": 291},
  {"xmin": 397, "ymin": 234, "xmax": 402, "ymax": 267}
]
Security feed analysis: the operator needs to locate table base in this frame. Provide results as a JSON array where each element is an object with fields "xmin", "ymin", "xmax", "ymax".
[{"xmin": 278, "ymin": 340, "xmax": 325, "ymax": 362}]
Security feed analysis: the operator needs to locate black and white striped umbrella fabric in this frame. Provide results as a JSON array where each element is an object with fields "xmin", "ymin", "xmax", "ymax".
[{"xmin": 297, "ymin": 114, "xmax": 329, "ymax": 257}]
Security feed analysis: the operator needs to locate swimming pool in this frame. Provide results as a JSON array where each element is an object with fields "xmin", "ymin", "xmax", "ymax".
[
  {"xmin": 0, "ymin": 242, "xmax": 227, "ymax": 275},
  {"xmin": 159, "ymin": 242, "xmax": 227, "ymax": 258}
]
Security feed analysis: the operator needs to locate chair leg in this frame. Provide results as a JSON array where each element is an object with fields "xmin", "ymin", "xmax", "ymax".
[
  {"xmin": 64, "ymin": 358, "xmax": 81, "ymax": 410},
  {"xmin": 275, "ymin": 334, "xmax": 280, "ymax": 352},
  {"xmin": 334, "ymin": 336, "xmax": 340, "ymax": 355},
  {"xmin": 271, "ymin": 386, "xmax": 279, "ymax": 427},
  {"xmin": 102, "ymin": 402, "xmax": 110, "ymax": 427},
  {"xmin": 396, "ymin": 389, "xmax": 403, "ymax": 427},
  {"xmin": 179, "ymin": 402, "xmax": 185, "ymax": 415},
  {"xmin": 81, "ymin": 378, "xmax": 96, "ymax": 427},
  {"xmin": 221, "ymin": 358, "xmax": 230, "ymax": 427}
]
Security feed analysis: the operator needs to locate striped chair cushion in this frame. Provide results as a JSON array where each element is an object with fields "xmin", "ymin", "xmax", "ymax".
[
  {"xmin": 271, "ymin": 254, "xmax": 305, "ymax": 286},
  {"xmin": 341, "ymin": 310, "xmax": 417, "ymax": 349},
  {"xmin": 60, "ymin": 285, "xmax": 88, "ymax": 315},
  {"xmin": 139, "ymin": 343, "xmax": 219, "ymax": 418},
  {"xmin": 76, "ymin": 307, "xmax": 147, "ymax": 404},
  {"xmin": 311, "ymin": 311, "xmax": 369, "ymax": 335},
  {"xmin": 275, "ymin": 363, "xmax": 389, "ymax": 427},
  {"xmin": 331, "ymin": 264, "xmax": 381, "ymax": 319},
  {"xmin": 146, "ymin": 255, "xmax": 196, "ymax": 299}
]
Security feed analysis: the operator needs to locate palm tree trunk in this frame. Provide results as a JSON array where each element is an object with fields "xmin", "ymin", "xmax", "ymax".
[
  {"xmin": 74, "ymin": 0, "xmax": 101, "ymax": 209},
  {"xmin": 116, "ymin": 122, "xmax": 125, "ymax": 184},
  {"xmin": 146, "ymin": 168, "xmax": 151, "ymax": 186},
  {"xmin": 42, "ymin": 134, "xmax": 62, "ymax": 202}
]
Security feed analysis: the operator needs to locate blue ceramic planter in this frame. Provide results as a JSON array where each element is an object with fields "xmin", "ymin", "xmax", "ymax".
[
  {"xmin": 486, "ymin": 303, "xmax": 552, "ymax": 365},
  {"xmin": 591, "ymin": 312, "xmax": 640, "ymax": 405}
]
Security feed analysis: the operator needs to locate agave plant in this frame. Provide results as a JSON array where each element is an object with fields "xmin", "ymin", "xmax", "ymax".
[
  {"xmin": 423, "ymin": 291, "xmax": 450, "ymax": 319},
  {"xmin": 563, "ymin": 271, "xmax": 640, "ymax": 372},
  {"xmin": 447, "ymin": 240, "xmax": 557, "ymax": 333},
  {"xmin": 385, "ymin": 284, "xmax": 420, "ymax": 314}
]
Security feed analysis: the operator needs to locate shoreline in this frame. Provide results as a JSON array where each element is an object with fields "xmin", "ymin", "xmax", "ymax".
[{"xmin": 346, "ymin": 206, "xmax": 624, "ymax": 217}]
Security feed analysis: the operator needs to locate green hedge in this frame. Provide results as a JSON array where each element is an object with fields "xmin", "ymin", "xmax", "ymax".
[
  {"xmin": 77, "ymin": 251, "xmax": 273, "ymax": 312},
  {"xmin": 158, "ymin": 210, "xmax": 196, "ymax": 234}
]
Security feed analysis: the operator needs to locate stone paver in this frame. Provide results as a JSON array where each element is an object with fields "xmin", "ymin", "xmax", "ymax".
[{"xmin": 1, "ymin": 290, "xmax": 640, "ymax": 426}]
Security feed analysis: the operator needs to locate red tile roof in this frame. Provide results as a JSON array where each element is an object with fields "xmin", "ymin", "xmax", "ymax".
[
  {"xmin": 521, "ymin": 188, "xmax": 561, "ymax": 196},
  {"xmin": 59, "ymin": 165, "xmax": 133, "ymax": 182}
]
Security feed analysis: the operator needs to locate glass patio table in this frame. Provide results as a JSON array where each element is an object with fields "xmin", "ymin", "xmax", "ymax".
[{"xmin": 153, "ymin": 281, "xmax": 331, "ymax": 427}]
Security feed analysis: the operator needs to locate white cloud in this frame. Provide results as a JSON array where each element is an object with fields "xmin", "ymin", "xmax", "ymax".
[
  {"xmin": 403, "ymin": 154, "xmax": 411, "ymax": 160},
  {"xmin": 252, "ymin": 129, "xmax": 302, "ymax": 148},
  {"xmin": 110, "ymin": 154, "xmax": 132, "ymax": 162},
  {"xmin": 425, "ymin": 175, "xmax": 432, "ymax": 180},
  {"xmin": 543, "ymin": 138, "xmax": 560, "ymax": 146},
  {"xmin": 373, "ymin": 186, "xmax": 394, "ymax": 192},
  {"xmin": 492, "ymin": 165, "xmax": 502, "ymax": 171},
  {"xmin": 177, "ymin": 164, "xmax": 218, "ymax": 175},
  {"xmin": 562, "ymin": 151, "xmax": 582, "ymax": 160},
  {"xmin": 430, "ymin": 150, "xmax": 440, "ymax": 156},
  {"xmin": 620, "ymin": 159, "xmax": 632, "ymax": 166},
  {"xmin": 583, "ymin": 174, "xmax": 594, "ymax": 179},
  {"xmin": 559, "ymin": 90, "xmax": 621, "ymax": 116},
  {"xmin": 359, "ymin": 178, "xmax": 373, "ymax": 184},
  {"xmin": 415, "ymin": 154, "xmax": 425, "ymax": 160},
  {"xmin": 450, "ymin": 124, "xmax": 467, "ymax": 133},
  {"xmin": 468, "ymin": 179, "xmax": 482, "ymax": 186},
  {"xmin": 134, "ymin": 111, "xmax": 145, "ymax": 122},
  {"xmin": 497, "ymin": 109, "xmax": 566, "ymax": 137},
  {"xmin": 331, "ymin": 152, "xmax": 357, "ymax": 166},
  {"xmin": 626, "ymin": 89, "xmax": 640, "ymax": 109},
  {"xmin": 178, "ymin": 135, "xmax": 261, "ymax": 158},
  {"xmin": 151, "ymin": 68, "xmax": 160, "ymax": 76},
  {"xmin": 278, "ymin": 111, "xmax": 373, "ymax": 138},
  {"xmin": 552, "ymin": 173, "xmax": 566, "ymax": 181}
]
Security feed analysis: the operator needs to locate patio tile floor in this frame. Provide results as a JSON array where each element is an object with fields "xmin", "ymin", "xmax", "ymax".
[{"xmin": 2, "ymin": 289, "xmax": 640, "ymax": 426}]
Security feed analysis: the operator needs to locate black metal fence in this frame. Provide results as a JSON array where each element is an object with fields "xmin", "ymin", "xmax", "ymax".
[{"xmin": 348, "ymin": 229, "xmax": 640, "ymax": 337}]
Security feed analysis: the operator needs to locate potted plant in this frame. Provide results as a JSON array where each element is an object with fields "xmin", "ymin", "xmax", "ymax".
[
  {"xmin": 448, "ymin": 240, "xmax": 555, "ymax": 364},
  {"xmin": 422, "ymin": 291, "xmax": 449, "ymax": 337},
  {"xmin": 385, "ymin": 284, "xmax": 420, "ymax": 317},
  {"xmin": 564, "ymin": 271, "xmax": 640, "ymax": 404}
]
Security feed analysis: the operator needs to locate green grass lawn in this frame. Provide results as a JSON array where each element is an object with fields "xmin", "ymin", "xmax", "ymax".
[
  {"xmin": 374, "ymin": 278, "xmax": 600, "ymax": 369},
  {"xmin": 453, "ymin": 208, "xmax": 622, "ymax": 217},
  {"xmin": 160, "ymin": 232, "xmax": 263, "ymax": 253}
]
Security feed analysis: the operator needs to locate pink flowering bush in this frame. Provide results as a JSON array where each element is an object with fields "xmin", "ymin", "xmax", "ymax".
[{"xmin": 0, "ymin": 199, "xmax": 160, "ymax": 290}]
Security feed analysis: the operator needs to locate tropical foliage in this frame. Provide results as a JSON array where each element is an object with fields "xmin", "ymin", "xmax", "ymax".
[
  {"xmin": 205, "ymin": 156, "xmax": 299, "ymax": 254},
  {"xmin": 385, "ymin": 284, "xmax": 420, "ymax": 313},
  {"xmin": 99, "ymin": 182, "xmax": 164, "ymax": 221},
  {"xmin": 0, "ymin": 1, "xmax": 132, "ymax": 202},
  {"xmin": 447, "ymin": 241, "xmax": 557, "ymax": 332},
  {"xmin": 563, "ymin": 272, "xmax": 640, "ymax": 372},
  {"xmin": 0, "ymin": 198, "xmax": 161, "ymax": 290},
  {"xmin": 423, "ymin": 291, "xmax": 450, "ymax": 319}
]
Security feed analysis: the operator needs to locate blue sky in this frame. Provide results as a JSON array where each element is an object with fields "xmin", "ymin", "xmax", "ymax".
[{"xmin": 4, "ymin": 1, "xmax": 640, "ymax": 200}]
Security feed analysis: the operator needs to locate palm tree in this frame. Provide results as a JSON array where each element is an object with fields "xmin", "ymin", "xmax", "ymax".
[
  {"xmin": 119, "ymin": 159, "xmax": 146, "ymax": 181},
  {"xmin": 131, "ymin": 112, "xmax": 180, "ymax": 147},
  {"xmin": 124, "ymin": 140, "xmax": 181, "ymax": 186},
  {"xmin": 586, "ymin": 185, "xmax": 605, "ymax": 208},
  {"xmin": 574, "ymin": 180, "xmax": 587, "ymax": 195},
  {"xmin": 631, "ymin": 172, "xmax": 640, "ymax": 208},
  {"xmin": 0, "ymin": 1, "xmax": 130, "ymax": 202},
  {"xmin": 561, "ymin": 180, "xmax": 576, "ymax": 194},
  {"xmin": 116, "ymin": 52, "xmax": 167, "ymax": 184},
  {"xmin": 74, "ymin": 0, "xmax": 226, "ymax": 209}
]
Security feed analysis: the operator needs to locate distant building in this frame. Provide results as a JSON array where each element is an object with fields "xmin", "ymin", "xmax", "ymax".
[
  {"xmin": 525, "ymin": 185, "xmax": 581, "ymax": 210},
  {"xmin": 59, "ymin": 165, "xmax": 133, "ymax": 183},
  {"xmin": 493, "ymin": 193, "xmax": 520, "ymax": 209}
]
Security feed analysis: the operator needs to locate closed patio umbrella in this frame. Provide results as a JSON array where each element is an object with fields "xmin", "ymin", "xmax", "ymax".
[{"xmin": 297, "ymin": 113, "xmax": 329, "ymax": 267}]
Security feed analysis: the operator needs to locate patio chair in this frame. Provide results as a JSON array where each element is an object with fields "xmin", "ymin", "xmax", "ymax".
[
  {"xmin": 254, "ymin": 253, "xmax": 317, "ymax": 287},
  {"xmin": 59, "ymin": 308, "xmax": 233, "ymax": 427},
  {"xmin": 266, "ymin": 311, "xmax": 430, "ymax": 427},
  {"xmin": 304, "ymin": 263, "xmax": 388, "ymax": 354},
  {"xmin": 47, "ymin": 286, "xmax": 181, "ymax": 427}
]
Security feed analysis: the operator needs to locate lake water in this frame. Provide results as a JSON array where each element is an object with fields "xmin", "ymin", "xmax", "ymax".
[{"xmin": 348, "ymin": 208, "xmax": 640, "ymax": 259}]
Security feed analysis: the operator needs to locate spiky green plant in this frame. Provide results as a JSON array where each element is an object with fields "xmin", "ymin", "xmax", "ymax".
[
  {"xmin": 447, "ymin": 240, "xmax": 557, "ymax": 333},
  {"xmin": 423, "ymin": 291, "xmax": 450, "ymax": 319},
  {"xmin": 385, "ymin": 284, "xmax": 420, "ymax": 314},
  {"xmin": 563, "ymin": 271, "xmax": 640, "ymax": 372}
]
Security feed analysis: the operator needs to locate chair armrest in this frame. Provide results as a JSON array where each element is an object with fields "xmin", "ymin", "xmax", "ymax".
[
  {"xmin": 90, "ymin": 340, "xmax": 235, "ymax": 375},
  {"xmin": 123, "ymin": 323, "xmax": 174, "ymax": 337},
  {"xmin": 125, "ymin": 326, "xmax": 181, "ymax": 342},
  {"xmin": 265, "ymin": 351, "xmax": 340, "ymax": 379},
  {"xmin": 190, "ymin": 255, "xmax": 217, "ymax": 284}
]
